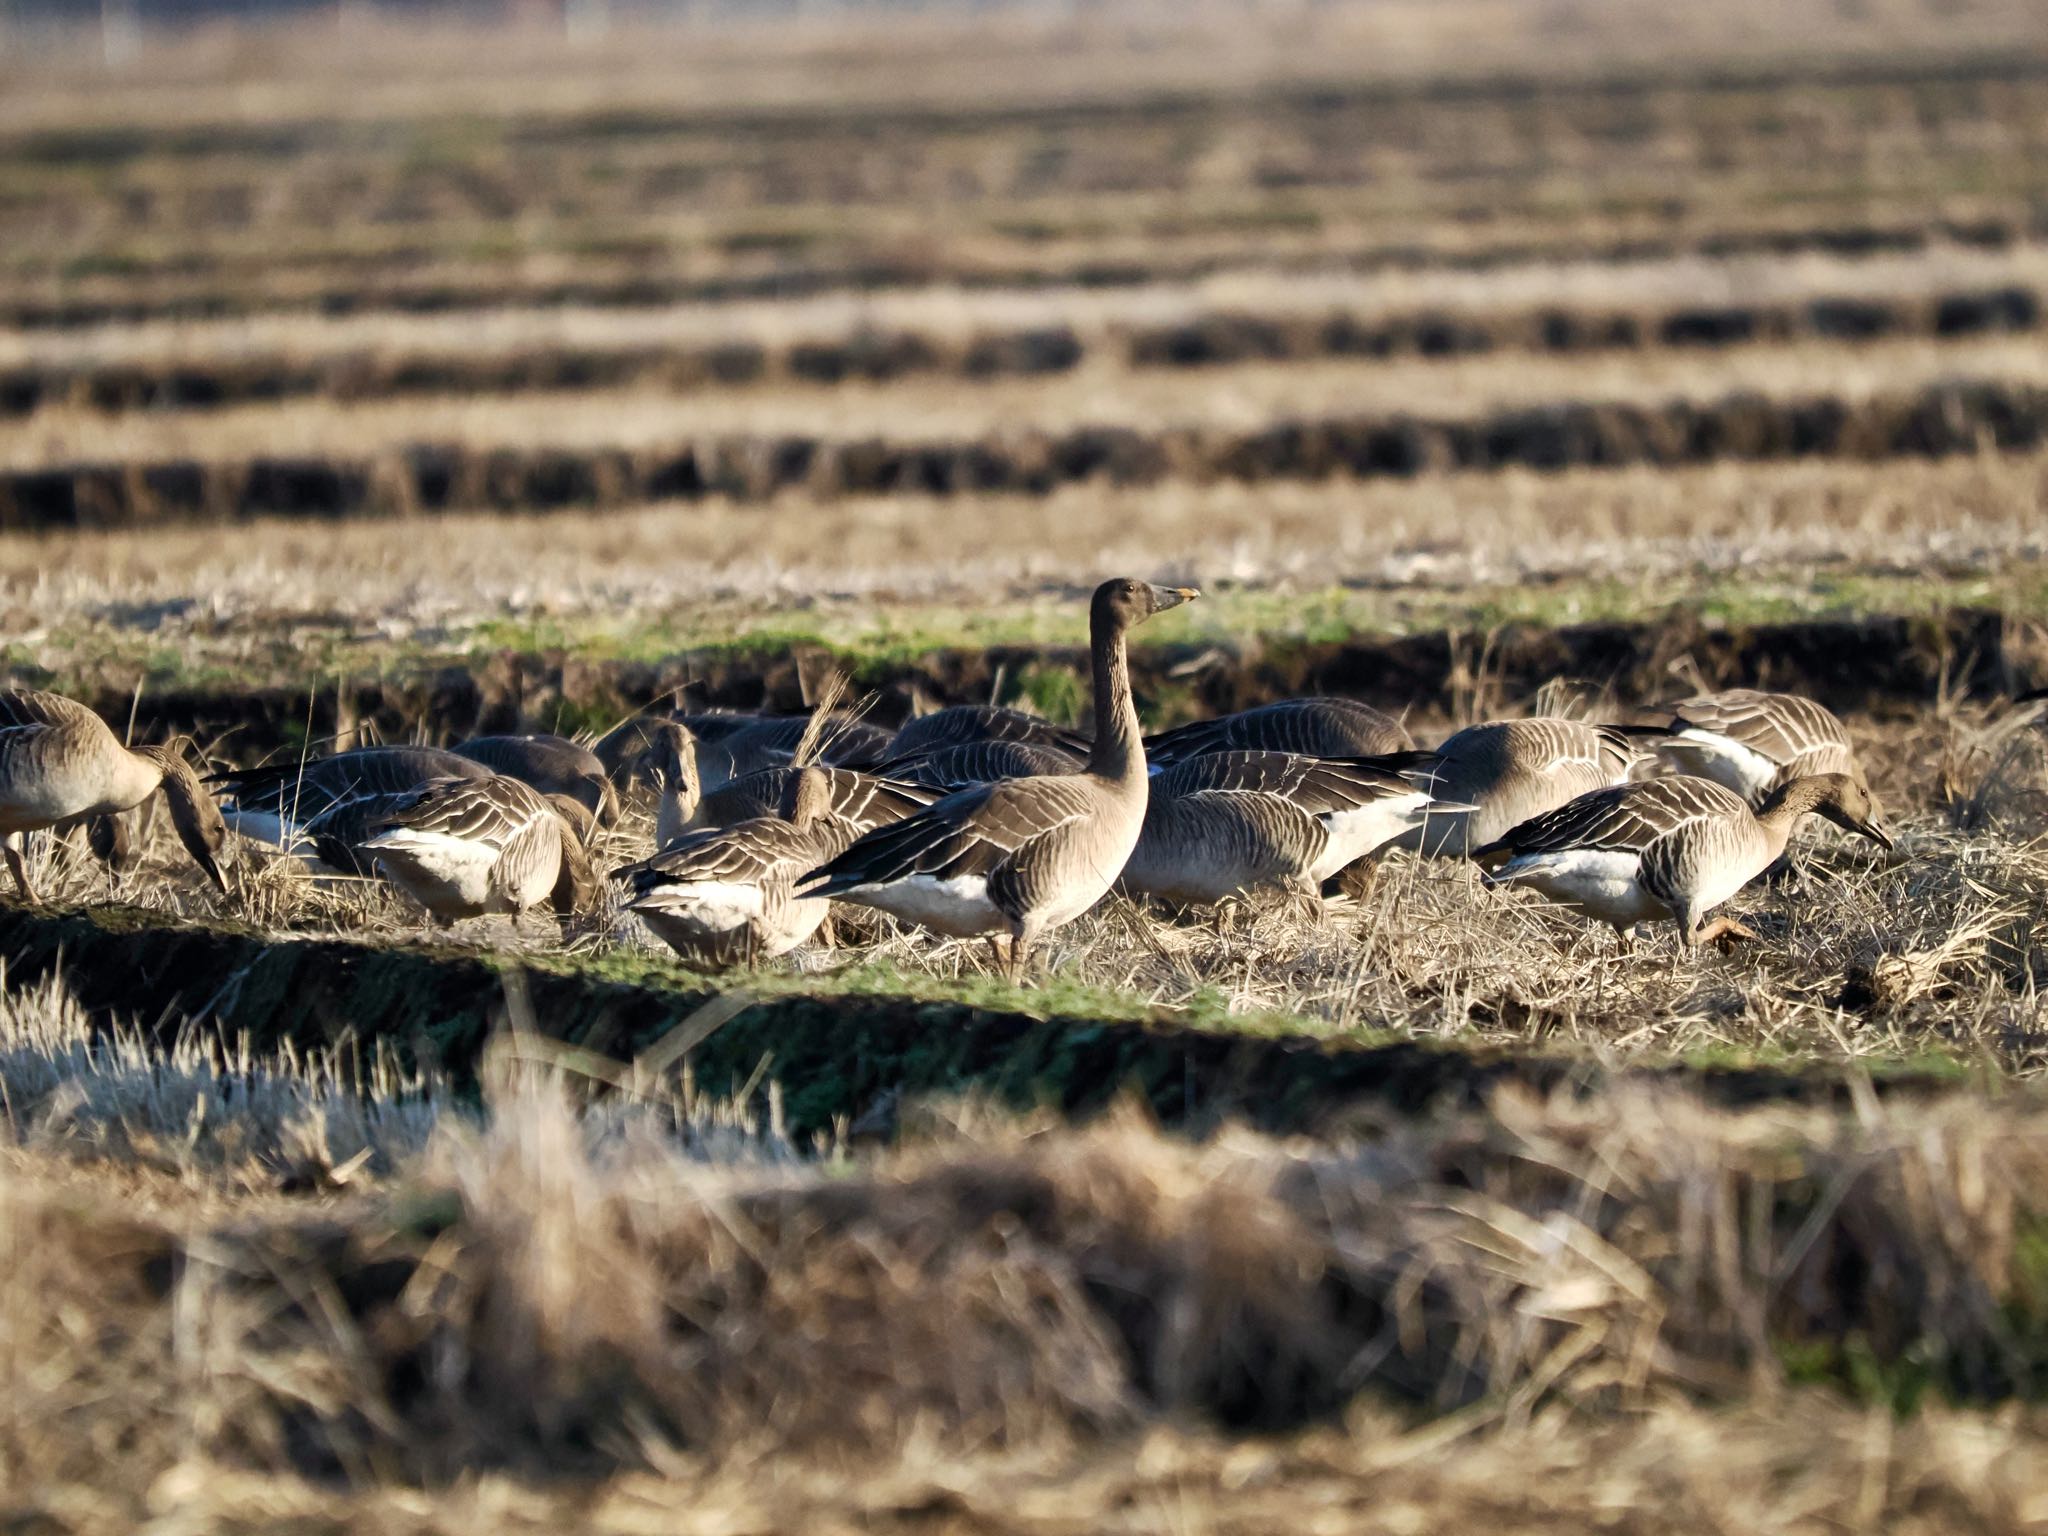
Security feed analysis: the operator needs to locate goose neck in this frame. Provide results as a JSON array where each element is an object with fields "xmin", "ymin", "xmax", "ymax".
[{"xmin": 1086, "ymin": 613, "xmax": 1143, "ymax": 783}]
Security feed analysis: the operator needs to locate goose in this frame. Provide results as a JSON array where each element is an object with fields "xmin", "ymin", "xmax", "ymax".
[
  {"xmin": 691, "ymin": 763, "xmax": 937, "ymax": 838},
  {"xmin": 799, "ymin": 578, "xmax": 1199, "ymax": 976},
  {"xmin": 620, "ymin": 766, "xmax": 850, "ymax": 966},
  {"xmin": 212, "ymin": 745, "xmax": 492, "ymax": 859},
  {"xmin": 1622, "ymin": 690, "xmax": 1867, "ymax": 805},
  {"xmin": 1400, "ymin": 719, "xmax": 1638, "ymax": 857},
  {"xmin": 1144, "ymin": 697, "xmax": 1413, "ymax": 769},
  {"xmin": 1472, "ymin": 772, "xmax": 1891, "ymax": 948},
  {"xmin": 454, "ymin": 734, "xmax": 619, "ymax": 828},
  {"xmin": 0, "ymin": 688, "xmax": 230, "ymax": 900},
  {"xmin": 885, "ymin": 738, "xmax": 1084, "ymax": 789},
  {"xmin": 887, "ymin": 704, "xmax": 1090, "ymax": 761},
  {"xmin": 346, "ymin": 774, "xmax": 598, "ymax": 925},
  {"xmin": 0, "ymin": 691, "xmax": 141, "ymax": 879},
  {"xmin": 1119, "ymin": 750, "xmax": 1442, "ymax": 908}
]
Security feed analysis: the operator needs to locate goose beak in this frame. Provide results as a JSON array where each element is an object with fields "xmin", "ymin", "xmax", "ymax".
[
  {"xmin": 1155, "ymin": 585, "xmax": 1201, "ymax": 611},
  {"xmin": 1861, "ymin": 817, "xmax": 1895, "ymax": 852}
]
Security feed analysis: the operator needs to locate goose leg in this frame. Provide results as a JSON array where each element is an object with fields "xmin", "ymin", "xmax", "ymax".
[
  {"xmin": 3, "ymin": 834, "xmax": 36, "ymax": 904},
  {"xmin": 1694, "ymin": 916, "xmax": 1762, "ymax": 952}
]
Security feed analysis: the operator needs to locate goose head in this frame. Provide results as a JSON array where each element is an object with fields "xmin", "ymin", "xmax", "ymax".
[
  {"xmin": 1092, "ymin": 577, "xmax": 1200, "ymax": 634},
  {"xmin": 1803, "ymin": 772, "xmax": 1894, "ymax": 851},
  {"xmin": 146, "ymin": 743, "xmax": 233, "ymax": 892}
]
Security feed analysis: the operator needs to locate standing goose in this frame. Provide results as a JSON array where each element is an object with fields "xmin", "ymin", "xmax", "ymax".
[
  {"xmin": 0, "ymin": 689, "xmax": 230, "ymax": 900},
  {"xmin": 1401, "ymin": 719, "xmax": 1638, "ymax": 857},
  {"xmin": 887, "ymin": 704, "xmax": 1091, "ymax": 762},
  {"xmin": 1472, "ymin": 773, "xmax": 1891, "ymax": 948},
  {"xmin": 346, "ymin": 774, "xmax": 597, "ymax": 926},
  {"xmin": 887, "ymin": 738, "xmax": 1085, "ymax": 790},
  {"xmin": 1144, "ymin": 697, "xmax": 1413, "ymax": 769},
  {"xmin": 1119, "ymin": 750, "xmax": 1442, "ymax": 908},
  {"xmin": 1623, "ymin": 690, "xmax": 1867, "ymax": 805},
  {"xmin": 212, "ymin": 745, "xmax": 492, "ymax": 859},
  {"xmin": 620, "ymin": 766, "xmax": 849, "ymax": 966},
  {"xmin": 799, "ymin": 578, "xmax": 1199, "ymax": 976},
  {"xmin": 454, "ymin": 734, "xmax": 620, "ymax": 828}
]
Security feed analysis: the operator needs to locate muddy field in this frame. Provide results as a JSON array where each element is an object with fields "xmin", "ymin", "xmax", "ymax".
[{"xmin": 8, "ymin": 3, "xmax": 2048, "ymax": 1530}]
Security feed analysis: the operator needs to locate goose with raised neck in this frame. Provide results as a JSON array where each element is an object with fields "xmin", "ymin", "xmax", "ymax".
[{"xmin": 798, "ymin": 577, "xmax": 1198, "ymax": 977}]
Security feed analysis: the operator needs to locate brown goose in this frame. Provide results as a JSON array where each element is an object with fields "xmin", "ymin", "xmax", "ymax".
[
  {"xmin": 455, "ymin": 734, "xmax": 619, "ymax": 828},
  {"xmin": 800, "ymin": 578, "xmax": 1199, "ymax": 975},
  {"xmin": 887, "ymin": 704, "xmax": 1090, "ymax": 762},
  {"xmin": 1402, "ymin": 719, "xmax": 1638, "ymax": 857},
  {"xmin": 886, "ymin": 738, "xmax": 1084, "ymax": 789},
  {"xmin": 620, "ymin": 766, "xmax": 850, "ymax": 966},
  {"xmin": 350, "ymin": 775, "xmax": 597, "ymax": 925},
  {"xmin": 1473, "ymin": 773, "xmax": 1891, "ymax": 947},
  {"xmin": 0, "ymin": 689, "xmax": 229, "ymax": 900},
  {"xmin": 1144, "ymin": 697, "xmax": 1413, "ymax": 768},
  {"xmin": 1119, "ymin": 750, "xmax": 1442, "ymax": 908},
  {"xmin": 213, "ymin": 745, "xmax": 492, "ymax": 858},
  {"xmin": 1623, "ymin": 690, "xmax": 1867, "ymax": 806}
]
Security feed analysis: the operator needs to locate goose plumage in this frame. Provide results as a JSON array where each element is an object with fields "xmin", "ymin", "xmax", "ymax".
[
  {"xmin": 887, "ymin": 704, "xmax": 1091, "ymax": 761},
  {"xmin": 1402, "ymin": 719, "xmax": 1638, "ymax": 857},
  {"xmin": 0, "ymin": 688, "xmax": 230, "ymax": 900},
  {"xmin": 1626, "ymin": 690, "xmax": 1865, "ymax": 805},
  {"xmin": 1144, "ymin": 696, "xmax": 1413, "ymax": 769},
  {"xmin": 349, "ymin": 774, "xmax": 597, "ymax": 925},
  {"xmin": 1119, "ymin": 749, "xmax": 1442, "ymax": 907},
  {"xmin": 621, "ymin": 766, "xmax": 849, "ymax": 966},
  {"xmin": 455, "ymin": 734, "xmax": 619, "ymax": 827},
  {"xmin": 800, "ymin": 578, "xmax": 1198, "ymax": 974},
  {"xmin": 885, "ymin": 738, "xmax": 1085, "ymax": 789},
  {"xmin": 694, "ymin": 713, "xmax": 895, "ymax": 791},
  {"xmin": 1473, "ymin": 772, "xmax": 1891, "ymax": 946},
  {"xmin": 212, "ymin": 745, "xmax": 492, "ymax": 859}
]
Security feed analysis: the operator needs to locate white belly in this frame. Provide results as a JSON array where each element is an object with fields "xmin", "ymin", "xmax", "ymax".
[
  {"xmin": 1314, "ymin": 792, "xmax": 1433, "ymax": 878},
  {"xmin": 631, "ymin": 880, "xmax": 827, "ymax": 963},
  {"xmin": 365, "ymin": 831, "xmax": 518, "ymax": 917},
  {"xmin": 851, "ymin": 873, "xmax": 1007, "ymax": 937},
  {"xmin": 1494, "ymin": 848, "xmax": 1667, "ymax": 927},
  {"xmin": 1659, "ymin": 731, "xmax": 1778, "ymax": 803}
]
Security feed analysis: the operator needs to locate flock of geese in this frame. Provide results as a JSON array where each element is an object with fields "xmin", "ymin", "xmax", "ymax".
[{"xmin": 0, "ymin": 577, "xmax": 1911, "ymax": 976}]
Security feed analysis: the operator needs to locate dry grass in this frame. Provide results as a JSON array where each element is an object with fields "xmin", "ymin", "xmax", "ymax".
[
  {"xmin": 12, "ymin": 1007, "xmax": 2048, "ymax": 1529},
  {"xmin": 11, "ymin": 240, "xmax": 2048, "ymax": 375},
  {"xmin": 11, "ymin": 332, "xmax": 2048, "ymax": 469},
  {"xmin": 0, "ymin": 454, "xmax": 2040, "ymax": 650}
]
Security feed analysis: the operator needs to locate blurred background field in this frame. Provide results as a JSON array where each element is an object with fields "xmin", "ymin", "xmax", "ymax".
[{"xmin": 8, "ymin": 0, "xmax": 2048, "ymax": 1530}]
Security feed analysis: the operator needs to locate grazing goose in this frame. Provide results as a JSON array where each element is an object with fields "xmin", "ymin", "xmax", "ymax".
[
  {"xmin": 0, "ymin": 689, "xmax": 230, "ymax": 900},
  {"xmin": 620, "ymin": 767, "xmax": 850, "ymax": 966},
  {"xmin": 213, "ymin": 745, "xmax": 491, "ymax": 859},
  {"xmin": 0, "ymin": 691, "xmax": 140, "ymax": 878},
  {"xmin": 1473, "ymin": 773, "xmax": 1891, "ymax": 948},
  {"xmin": 800, "ymin": 578, "xmax": 1199, "ymax": 976},
  {"xmin": 348, "ymin": 775, "xmax": 598, "ymax": 925},
  {"xmin": 888, "ymin": 704, "xmax": 1090, "ymax": 761},
  {"xmin": 1144, "ymin": 696, "xmax": 1413, "ymax": 769},
  {"xmin": 1401, "ymin": 719, "xmax": 1637, "ymax": 857},
  {"xmin": 1119, "ymin": 750, "xmax": 1442, "ymax": 908},
  {"xmin": 1624, "ymin": 690, "xmax": 1866, "ymax": 805},
  {"xmin": 455, "ymin": 734, "xmax": 619, "ymax": 828},
  {"xmin": 886, "ymin": 738, "xmax": 1084, "ymax": 789}
]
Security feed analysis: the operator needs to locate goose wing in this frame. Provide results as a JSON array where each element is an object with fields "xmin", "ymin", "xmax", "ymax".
[
  {"xmin": 798, "ymin": 775, "xmax": 1099, "ymax": 897},
  {"xmin": 1145, "ymin": 698, "xmax": 1412, "ymax": 764},
  {"xmin": 884, "ymin": 739, "xmax": 1084, "ymax": 788},
  {"xmin": 1474, "ymin": 776, "xmax": 1749, "ymax": 862},
  {"xmin": 693, "ymin": 766, "xmax": 939, "ymax": 833},
  {"xmin": 1153, "ymin": 749, "xmax": 1438, "ymax": 811},
  {"xmin": 212, "ymin": 745, "xmax": 488, "ymax": 817},
  {"xmin": 1668, "ymin": 690, "xmax": 1848, "ymax": 761},
  {"xmin": 0, "ymin": 689, "xmax": 105, "ymax": 733},
  {"xmin": 622, "ymin": 816, "xmax": 844, "ymax": 896}
]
